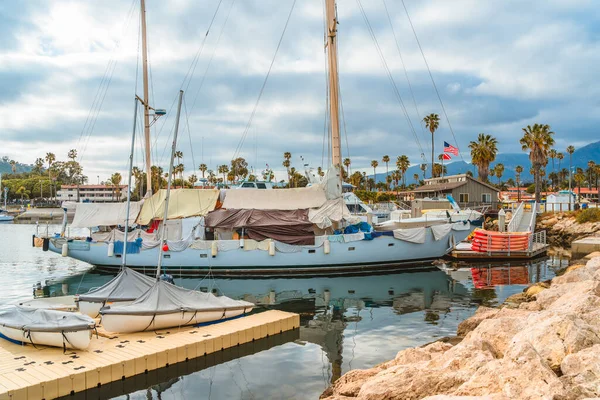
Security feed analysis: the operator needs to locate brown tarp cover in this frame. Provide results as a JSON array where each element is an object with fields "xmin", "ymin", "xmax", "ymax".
[{"xmin": 204, "ymin": 209, "xmax": 315, "ymax": 245}]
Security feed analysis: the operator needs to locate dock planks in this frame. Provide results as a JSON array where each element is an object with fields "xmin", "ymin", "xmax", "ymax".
[{"xmin": 0, "ymin": 310, "xmax": 299, "ymax": 400}]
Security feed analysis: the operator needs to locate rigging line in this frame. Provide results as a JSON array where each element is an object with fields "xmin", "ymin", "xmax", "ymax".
[
  {"xmin": 188, "ymin": 0, "xmax": 236, "ymax": 116},
  {"xmin": 183, "ymin": 97, "xmax": 197, "ymax": 174},
  {"xmin": 356, "ymin": 0, "xmax": 427, "ymax": 163},
  {"xmin": 231, "ymin": 0, "xmax": 297, "ymax": 161},
  {"xmin": 153, "ymin": 0, "xmax": 225, "ymax": 150},
  {"xmin": 382, "ymin": 0, "xmax": 430, "ymax": 156},
  {"xmin": 77, "ymin": 0, "xmax": 138, "ymax": 151},
  {"xmin": 400, "ymin": 0, "xmax": 464, "ymax": 162}
]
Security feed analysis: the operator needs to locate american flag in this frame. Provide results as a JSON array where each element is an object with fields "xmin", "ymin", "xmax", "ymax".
[
  {"xmin": 441, "ymin": 153, "xmax": 452, "ymax": 160},
  {"xmin": 444, "ymin": 141, "xmax": 459, "ymax": 156}
]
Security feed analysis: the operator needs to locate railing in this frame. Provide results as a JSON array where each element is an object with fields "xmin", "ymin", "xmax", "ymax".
[
  {"xmin": 507, "ymin": 202, "xmax": 524, "ymax": 232},
  {"xmin": 527, "ymin": 202, "xmax": 537, "ymax": 232},
  {"xmin": 529, "ymin": 230, "xmax": 547, "ymax": 251}
]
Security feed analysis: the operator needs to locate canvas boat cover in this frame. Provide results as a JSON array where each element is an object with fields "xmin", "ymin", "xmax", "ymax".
[
  {"xmin": 70, "ymin": 201, "xmax": 143, "ymax": 228},
  {"xmin": 0, "ymin": 306, "xmax": 95, "ymax": 332},
  {"xmin": 137, "ymin": 189, "xmax": 219, "ymax": 225},
  {"xmin": 308, "ymin": 198, "xmax": 351, "ymax": 229},
  {"xmin": 205, "ymin": 208, "xmax": 315, "ymax": 245},
  {"xmin": 101, "ymin": 281, "xmax": 254, "ymax": 316},
  {"xmin": 78, "ymin": 267, "xmax": 155, "ymax": 303},
  {"xmin": 222, "ymin": 184, "xmax": 327, "ymax": 210}
]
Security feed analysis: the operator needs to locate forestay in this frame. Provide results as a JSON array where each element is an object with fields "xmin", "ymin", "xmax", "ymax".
[
  {"xmin": 137, "ymin": 189, "xmax": 219, "ymax": 225},
  {"xmin": 70, "ymin": 202, "xmax": 143, "ymax": 228}
]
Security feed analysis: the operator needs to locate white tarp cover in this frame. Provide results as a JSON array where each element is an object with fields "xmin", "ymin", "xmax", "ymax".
[
  {"xmin": 393, "ymin": 227, "xmax": 427, "ymax": 244},
  {"xmin": 70, "ymin": 202, "xmax": 143, "ymax": 228},
  {"xmin": 92, "ymin": 228, "xmax": 158, "ymax": 243},
  {"xmin": 452, "ymin": 221, "xmax": 471, "ymax": 231},
  {"xmin": 431, "ymin": 223, "xmax": 453, "ymax": 241},
  {"xmin": 137, "ymin": 189, "xmax": 219, "ymax": 225},
  {"xmin": 78, "ymin": 267, "xmax": 155, "ymax": 303},
  {"xmin": 101, "ymin": 281, "xmax": 254, "ymax": 316},
  {"xmin": 308, "ymin": 198, "xmax": 351, "ymax": 229},
  {"xmin": 0, "ymin": 306, "xmax": 95, "ymax": 332},
  {"xmin": 222, "ymin": 185, "xmax": 327, "ymax": 210},
  {"xmin": 321, "ymin": 165, "xmax": 343, "ymax": 200}
]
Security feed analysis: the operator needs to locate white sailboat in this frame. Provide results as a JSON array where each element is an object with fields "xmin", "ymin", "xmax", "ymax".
[{"xmin": 42, "ymin": 0, "xmax": 482, "ymax": 275}]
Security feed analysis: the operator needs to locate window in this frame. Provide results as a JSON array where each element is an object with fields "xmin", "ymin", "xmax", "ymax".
[
  {"xmin": 242, "ymin": 182, "xmax": 255, "ymax": 188},
  {"xmin": 459, "ymin": 193, "xmax": 469, "ymax": 203},
  {"xmin": 256, "ymin": 183, "xmax": 267, "ymax": 189},
  {"xmin": 481, "ymin": 193, "xmax": 492, "ymax": 203}
]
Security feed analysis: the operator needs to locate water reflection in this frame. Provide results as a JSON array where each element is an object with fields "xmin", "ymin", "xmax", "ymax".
[{"xmin": 0, "ymin": 224, "xmax": 568, "ymax": 399}]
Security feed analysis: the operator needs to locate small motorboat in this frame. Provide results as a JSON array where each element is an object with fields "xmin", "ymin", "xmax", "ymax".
[
  {"xmin": 100, "ymin": 280, "xmax": 254, "ymax": 333},
  {"xmin": 0, "ymin": 211, "xmax": 14, "ymax": 222},
  {"xmin": 0, "ymin": 306, "xmax": 96, "ymax": 350},
  {"xmin": 77, "ymin": 267, "xmax": 155, "ymax": 318}
]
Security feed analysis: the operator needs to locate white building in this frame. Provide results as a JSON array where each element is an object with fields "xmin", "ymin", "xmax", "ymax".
[
  {"xmin": 546, "ymin": 191, "xmax": 576, "ymax": 212},
  {"xmin": 56, "ymin": 185, "xmax": 128, "ymax": 203}
]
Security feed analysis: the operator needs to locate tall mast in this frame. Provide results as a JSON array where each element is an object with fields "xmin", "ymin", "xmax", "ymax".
[
  {"xmin": 325, "ymin": 0, "xmax": 342, "ymax": 170},
  {"xmin": 156, "ymin": 90, "xmax": 184, "ymax": 278},
  {"xmin": 141, "ymin": 0, "xmax": 153, "ymax": 196},
  {"xmin": 122, "ymin": 98, "xmax": 139, "ymax": 268}
]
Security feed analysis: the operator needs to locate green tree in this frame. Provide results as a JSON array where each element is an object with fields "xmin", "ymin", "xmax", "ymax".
[
  {"xmin": 494, "ymin": 163, "xmax": 504, "ymax": 186},
  {"xmin": 199, "ymin": 163, "xmax": 207, "ymax": 179},
  {"xmin": 370, "ymin": 160, "xmax": 379, "ymax": 190},
  {"xmin": 515, "ymin": 165, "xmax": 523, "ymax": 202},
  {"xmin": 343, "ymin": 158, "xmax": 351, "ymax": 181},
  {"xmin": 283, "ymin": 152, "xmax": 292, "ymax": 185},
  {"xmin": 382, "ymin": 155, "xmax": 390, "ymax": 190},
  {"xmin": 423, "ymin": 113, "xmax": 440, "ymax": 178},
  {"xmin": 396, "ymin": 155, "xmax": 410, "ymax": 188},
  {"xmin": 556, "ymin": 152, "xmax": 564, "ymax": 185},
  {"xmin": 468, "ymin": 133, "xmax": 498, "ymax": 183},
  {"xmin": 110, "ymin": 172, "xmax": 123, "ymax": 201},
  {"xmin": 566, "ymin": 145, "xmax": 575, "ymax": 190},
  {"xmin": 520, "ymin": 124, "xmax": 555, "ymax": 203}
]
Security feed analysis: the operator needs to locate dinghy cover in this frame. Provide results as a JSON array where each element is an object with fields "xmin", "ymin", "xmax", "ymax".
[
  {"xmin": 0, "ymin": 306, "xmax": 95, "ymax": 332},
  {"xmin": 101, "ymin": 281, "xmax": 254, "ymax": 316},
  {"xmin": 78, "ymin": 267, "xmax": 155, "ymax": 303}
]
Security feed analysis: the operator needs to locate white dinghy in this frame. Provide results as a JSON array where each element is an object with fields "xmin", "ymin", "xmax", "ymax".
[
  {"xmin": 77, "ymin": 267, "xmax": 155, "ymax": 318},
  {"xmin": 100, "ymin": 280, "xmax": 254, "ymax": 333},
  {"xmin": 0, "ymin": 307, "xmax": 96, "ymax": 350}
]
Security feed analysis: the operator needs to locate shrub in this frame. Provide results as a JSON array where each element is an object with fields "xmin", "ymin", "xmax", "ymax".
[{"xmin": 576, "ymin": 208, "xmax": 600, "ymax": 224}]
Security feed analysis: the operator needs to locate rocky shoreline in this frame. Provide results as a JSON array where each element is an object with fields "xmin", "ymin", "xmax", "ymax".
[
  {"xmin": 537, "ymin": 212, "xmax": 600, "ymax": 248},
  {"xmin": 321, "ymin": 255, "xmax": 600, "ymax": 400}
]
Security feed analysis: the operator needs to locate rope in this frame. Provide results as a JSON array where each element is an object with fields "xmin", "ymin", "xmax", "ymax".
[
  {"xmin": 400, "ymin": 0, "xmax": 464, "ymax": 162},
  {"xmin": 356, "ymin": 0, "xmax": 427, "ymax": 163},
  {"xmin": 232, "ymin": 0, "xmax": 297, "ymax": 161}
]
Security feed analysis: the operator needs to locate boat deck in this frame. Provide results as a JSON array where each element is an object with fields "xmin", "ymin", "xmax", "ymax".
[
  {"xmin": 448, "ymin": 242, "xmax": 549, "ymax": 260},
  {"xmin": 0, "ymin": 310, "xmax": 299, "ymax": 400}
]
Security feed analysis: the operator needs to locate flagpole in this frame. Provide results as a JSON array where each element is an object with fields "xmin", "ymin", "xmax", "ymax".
[{"xmin": 441, "ymin": 153, "xmax": 444, "ymax": 179}]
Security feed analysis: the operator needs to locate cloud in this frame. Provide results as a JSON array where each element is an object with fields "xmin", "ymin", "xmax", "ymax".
[{"xmin": 1, "ymin": 0, "xmax": 599, "ymax": 182}]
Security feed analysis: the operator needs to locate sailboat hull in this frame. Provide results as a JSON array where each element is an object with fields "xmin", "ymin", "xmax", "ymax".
[
  {"xmin": 100, "ymin": 308, "xmax": 252, "ymax": 333},
  {"xmin": 49, "ymin": 228, "xmax": 473, "ymax": 275},
  {"xmin": 0, "ymin": 326, "xmax": 92, "ymax": 349}
]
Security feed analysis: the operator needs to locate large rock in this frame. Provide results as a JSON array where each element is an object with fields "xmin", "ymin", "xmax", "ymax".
[
  {"xmin": 456, "ymin": 307, "xmax": 499, "ymax": 337},
  {"xmin": 560, "ymin": 344, "xmax": 600, "ymax": 399},
  {"xmin": 535, "ymin": 280, "xmax": 600, "ymax": 309}
]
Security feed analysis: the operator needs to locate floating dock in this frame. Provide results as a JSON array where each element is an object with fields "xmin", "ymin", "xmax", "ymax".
[
  {"xmin": 448, "ymin": 243, "xmax": 549, "ymax": 261},
  {"xmin": 0, "ymin": 310, "xmax": 299, "ymax": 400}
]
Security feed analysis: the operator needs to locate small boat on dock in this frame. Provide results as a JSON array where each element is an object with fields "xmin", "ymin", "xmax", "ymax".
[
  {"xmin": 0, "ymin": 306, "xmax": 96, "ymax": 350},
  {"xmin": 100, "ymin": 280, "xmax": 254, "ymax": 333}
]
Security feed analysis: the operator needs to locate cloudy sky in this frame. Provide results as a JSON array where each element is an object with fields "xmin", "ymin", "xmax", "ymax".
[{"xmin": 1, "ymin": 0, "xmax": 599, "ymax": 182}]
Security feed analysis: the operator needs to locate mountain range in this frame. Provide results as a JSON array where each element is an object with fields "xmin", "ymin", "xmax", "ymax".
[{"xmin": 371, "ymin": 140, "xmax": 600, "ymax": 184}]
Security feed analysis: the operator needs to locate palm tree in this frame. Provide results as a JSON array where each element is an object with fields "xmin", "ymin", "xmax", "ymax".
[
  {"xmin": 468, "ymin": 134, "xmax": 498, "ymax": 183},
  {"xmin": 9, "ymin": 160, "xmax": 16, "ymax": 174},
  {"xmin": 110, "ymin": 172, "xmax": 122, "ymax": 201},
  {"xmin": 413, "ymin": 173, "xmax": 419, "ymax": 185},
  {"xmin": 218, "ymin": 164, "xmax": 229, "ymax": 185},
  {"xmin": 574, "ymin": 168, "xmax": 586, "ymax": 201},
  {"xmin": 520, "ymin": 124, "xmax": 555, "ymax": 203},
  {"xmin": 587, "ymin": 161, "xmax": 596, "ymax": 190},
  {"xmin": 396, "ymin": 155, "xmax": 410, "ymax": 187},
  {"xmin": 371, "ymin": 160, "xmax": 379, "ymax": 190},
  {"xmin": 199, "ymin": 163, "xmax": 207, "ymax": 179},
  {"xmin": 556, "ymin": 152, "xmax": 564, "ymax": 186},
  {"xmin": 548, "ymin": 149, "xmax": 557, "ymax": 189},
  {"xmin": 382, "ymin": 155, "xmax": 390, "ymax": 190},
  {"xmin": 423, "ymin": 113, "xmax": 440, "ymax": 178},
  {"xmin": 283, "ymin": 152, "xmax": 292, "ymax": 185},
  {"xmin": 515, "ymin": 165, "xmax": 523, "ymax": 202},
  {"xmin": 566, "ymin": 145, "xmax": 575, "ymax": 191},
  {"xmin": 68, "ymin": 149, "xmax": 78, "ymax": 161},
  {"xmin": 188, "ymin": 174, "xmax": 198, "ymax": 187},
  {"xmin": 45, "ymin": 152, "xmax": 56, "ymax": 203},
  {"xmin": 494, "ymin": 163, "xmax": 504, "ymax": 186},
  {"xmin": 343, "ymin": 158, "xmax": 351, "ymax": 180}
]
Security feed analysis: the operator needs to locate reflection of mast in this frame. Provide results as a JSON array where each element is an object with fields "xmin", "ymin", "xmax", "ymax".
[
  {"xmin": 140, "ymin": 0, "xmax": 152, "ymax": 196},
  {"xmin": 325, "ymin": 0, "xmax": 341, "ymax": 170}
]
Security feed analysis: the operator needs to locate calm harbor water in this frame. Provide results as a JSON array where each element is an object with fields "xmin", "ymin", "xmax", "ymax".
[{"xmin": 0, "ymin": 223, "xmax": 566, "ymax": 399}]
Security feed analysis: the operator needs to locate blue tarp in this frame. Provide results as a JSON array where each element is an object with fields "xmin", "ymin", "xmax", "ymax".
[{"xmin": 113, "ymin": 238, "xmax": 142, "ymax": 255}]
